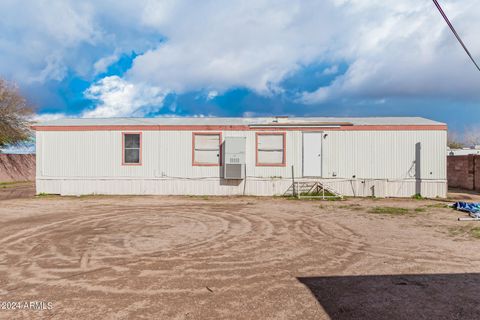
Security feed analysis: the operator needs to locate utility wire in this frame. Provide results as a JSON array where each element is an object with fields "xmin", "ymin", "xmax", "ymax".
[{"xmin": 432, "ymin": 0, "xmax": 480, "ymax": 72}]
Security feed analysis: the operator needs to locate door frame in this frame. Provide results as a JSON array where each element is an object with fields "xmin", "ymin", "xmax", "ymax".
[{"xmin": 302, "ymin": 131, "xmax": 324, "ymax": 178}]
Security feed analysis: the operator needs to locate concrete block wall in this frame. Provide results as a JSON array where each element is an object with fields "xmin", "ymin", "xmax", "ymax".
[{"xmin": 447, "ymin": 155, "xmax": 480, "ymax": 191}]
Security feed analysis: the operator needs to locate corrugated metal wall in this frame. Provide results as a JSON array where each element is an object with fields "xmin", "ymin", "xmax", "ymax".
[
  {"xmin": 36, "ymin": 129, "xmax": 447, "ymax": 197},
  {"xmin": 322, "ymin": 130, "xmax": 446, "ymax": 180}
]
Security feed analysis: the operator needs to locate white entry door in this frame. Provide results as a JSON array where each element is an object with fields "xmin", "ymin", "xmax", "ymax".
[{"xmin": 303, "ymin": 132, "xmax": 322, "ymax": 177}]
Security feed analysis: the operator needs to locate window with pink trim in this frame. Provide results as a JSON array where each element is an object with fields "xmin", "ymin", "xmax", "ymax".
[
  {"xmin": 122, "ymin": 133, "xmax": 142, "ymax": 165},
  {"xmin": 256, "ymin": 132, "xmax": 286, "ymax": 166},
  {"xmin": 192, "ymin": 133, "xmax": 222, "ymax": 166}
]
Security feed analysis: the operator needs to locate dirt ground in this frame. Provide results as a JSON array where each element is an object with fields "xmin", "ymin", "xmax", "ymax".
[
  {"xmin": 0, "ymin": 181, "xmax": 35, "ymax": 201},
  {"xmin": 1, "ymin": 185, "xmax": 480, "ymax": 319}
]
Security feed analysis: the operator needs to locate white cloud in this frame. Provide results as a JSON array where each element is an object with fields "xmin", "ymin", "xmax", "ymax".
[
  {"xmin": 207, "ymin": 91, "xmax": 218, "ymax": 100},
  {"xmin": 82, "ymin": 76, "xmax": 165, "ymax": 117},
  {"xmin": 129, "ymin": 0, "xmax": 341, "ymax": 94},
  {"xmin": 126, "ymin": 0, "xmax": 480, "ymax": 106},
  {"xmin": 242, "ymin": 111, "xmax": 259, "ymax": 118},
  {"xmin": 93, "ymin": 54, "xmax": 119, "ymax": 75},
  {"xmin": 28, "ymin": 54, "xmax": 68, "ymax": 83},
  {"xmin": 0, "ymin": 1, "xmax": 100, "ymax": 83},
  {"xmin": 31, "ymin": 113, "xmax": 67, "ymax": 122},
  {"xmin": 322, "ymin": 65, "xmax": 339, "ymax": 76},
  {"xmin": 1, "ymin": 0, "xmax": 480, "ymax": 116},
  {"xmin": 297, "ymin": 0, "xmax": 480, "ymax": 103},
  {"xmin": 299, "ymin": 87, "xmax": 331, "ymax": 104}
]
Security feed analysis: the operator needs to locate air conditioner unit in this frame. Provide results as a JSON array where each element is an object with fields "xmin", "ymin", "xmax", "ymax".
[{"xmin": 224, "ymin": 137, "xmax": 246, "ymax": 179}]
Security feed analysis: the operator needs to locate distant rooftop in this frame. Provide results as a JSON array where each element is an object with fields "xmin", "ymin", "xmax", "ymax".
[{"xmin": 35, "ymin": 116, "xmax": 445, "ymax": 127}]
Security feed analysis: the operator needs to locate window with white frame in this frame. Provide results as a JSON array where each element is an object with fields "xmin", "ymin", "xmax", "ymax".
[
  {"xmin": 123, "ymin": 133, "xmax": 141, "ymax": 164},
  {"xmin": 256, "ymin": 133, "xmax": 285, "ymax": 166},
  {"xmin": 193, "ymin": 133, "xmax": 221, "ymax": 165}
]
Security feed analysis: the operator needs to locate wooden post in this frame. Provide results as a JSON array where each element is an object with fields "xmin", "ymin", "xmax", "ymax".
[{"xmin": 292, "ymin": 165, "xmax": 296, "ymax": 197}]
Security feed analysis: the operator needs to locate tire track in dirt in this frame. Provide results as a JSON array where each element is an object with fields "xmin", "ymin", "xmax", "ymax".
[
  {"xmin": 2, "ymin": 197, "xmax": 480, "ymax": 319},
  {"xmin": 0, "ymin": 200, "xmax": 363, "ymax": 300}
]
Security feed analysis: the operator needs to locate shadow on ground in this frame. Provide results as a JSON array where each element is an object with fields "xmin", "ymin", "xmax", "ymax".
[{"xmin": 298, "ymin": 273, "xmax": 480, "ymax": 320}]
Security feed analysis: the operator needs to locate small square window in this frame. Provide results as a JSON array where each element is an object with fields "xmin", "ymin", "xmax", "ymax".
[
  {"xmin": 256, "ymin": 133, "xmax": 286, "ymax": 166},
  {"xmin": 123, "ymin": 133, "xmax": 141, "ymax": 165},
  {"xmin": 193, "ymin": 133, "xmax": 221, "ymax": 166}
]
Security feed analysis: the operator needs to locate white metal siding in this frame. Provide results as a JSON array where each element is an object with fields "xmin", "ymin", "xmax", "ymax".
[
  {"xmin": 37, "ymin": 131, "xmax": 302, "ymax": 178},
  {"xmin": 322, "ymin": 130, "xmax": 447, "ymax": 180},
  {"xmin": 36, "ymin": 129, "xmax": 447, "ymax": 197}
]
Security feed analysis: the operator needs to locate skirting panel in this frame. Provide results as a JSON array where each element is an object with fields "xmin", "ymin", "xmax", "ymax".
[{"xmin": 36, "ymin": 178, "xmax": 447, "ymax": 198}]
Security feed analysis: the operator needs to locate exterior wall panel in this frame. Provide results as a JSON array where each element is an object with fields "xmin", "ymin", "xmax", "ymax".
[
  {"xmin": 322, "ymin": 130, "xmax": 447, "ymax": 180},
  {"xmin": 36, "ymin": 128, "xmax": 447, "ymax": 197}
]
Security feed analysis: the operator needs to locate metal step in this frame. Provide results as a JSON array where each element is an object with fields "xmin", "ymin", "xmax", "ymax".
[{"xmin": 284, "ymin": 181, "xmax": 343, "ymax": 199}]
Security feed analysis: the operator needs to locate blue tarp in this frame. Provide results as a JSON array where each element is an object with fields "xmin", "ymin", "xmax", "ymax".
[{"xmin": 453, "ymin": 202, "xmax": 480, "ymax": 218}]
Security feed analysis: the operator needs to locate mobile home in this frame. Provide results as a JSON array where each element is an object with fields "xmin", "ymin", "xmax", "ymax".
[{"xmin": 33, "ymin": 117, "xmax": 447, "ymax": 197}]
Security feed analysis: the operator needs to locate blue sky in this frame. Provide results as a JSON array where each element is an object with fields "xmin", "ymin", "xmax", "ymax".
[{"xmin": 1, "ymin": 0, "xmax": 479, "ymax": 133}]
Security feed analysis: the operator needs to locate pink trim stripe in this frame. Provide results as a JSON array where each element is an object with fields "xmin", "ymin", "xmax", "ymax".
[{"xmin": 32, "ymin": 124, "xmax": 448, "ymax": 131}]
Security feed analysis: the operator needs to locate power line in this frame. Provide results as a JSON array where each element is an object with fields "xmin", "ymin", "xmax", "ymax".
[{"xmin": 432, "ymin": 0, "xmax": 480, "ymax": 72}]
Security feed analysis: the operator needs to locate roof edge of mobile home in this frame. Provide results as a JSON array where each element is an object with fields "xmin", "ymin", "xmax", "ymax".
[{"xmin": 32, "ymin": 116, "xmax": 446, "ymax": 130}]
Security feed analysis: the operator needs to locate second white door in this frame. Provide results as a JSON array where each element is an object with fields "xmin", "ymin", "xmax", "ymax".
[{"xmin": 303, "ymin": 132, "xmax": 322, "ymax": 177}]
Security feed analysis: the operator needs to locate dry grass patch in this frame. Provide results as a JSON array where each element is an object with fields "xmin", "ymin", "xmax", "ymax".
[
  {"xmin": 449, "ymin": 225, "xmax": 480, "ymax": 239},
  {"xmin": 0, "ymin": 181, "xmax": 31, "ymax": 189},
  {"xmin": 368, "ymin": 206, "xmax": 410, "ymax": 215},
  {"xmin": 473, "ymin": 228, "xmax": 480, "ymax": 238},
  {"xmin": 338, "ymin": 204, "xmax": 363, "ymax": 211},
  {"xmin": 425, "ymin": 203, "xmax": 449, "ymax": 209}
]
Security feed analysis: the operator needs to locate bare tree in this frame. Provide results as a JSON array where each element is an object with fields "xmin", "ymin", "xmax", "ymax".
[
  {"xmin": 447, "ymin": 131, "xmax": 465, "ymax": 149},
  {"xmin": 0, "ymin": 78, "xmax": 34, "ymax": 149},
  {"xmin": 463, "ymin": 126, "xmax": 480, "ymax": 148}
]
